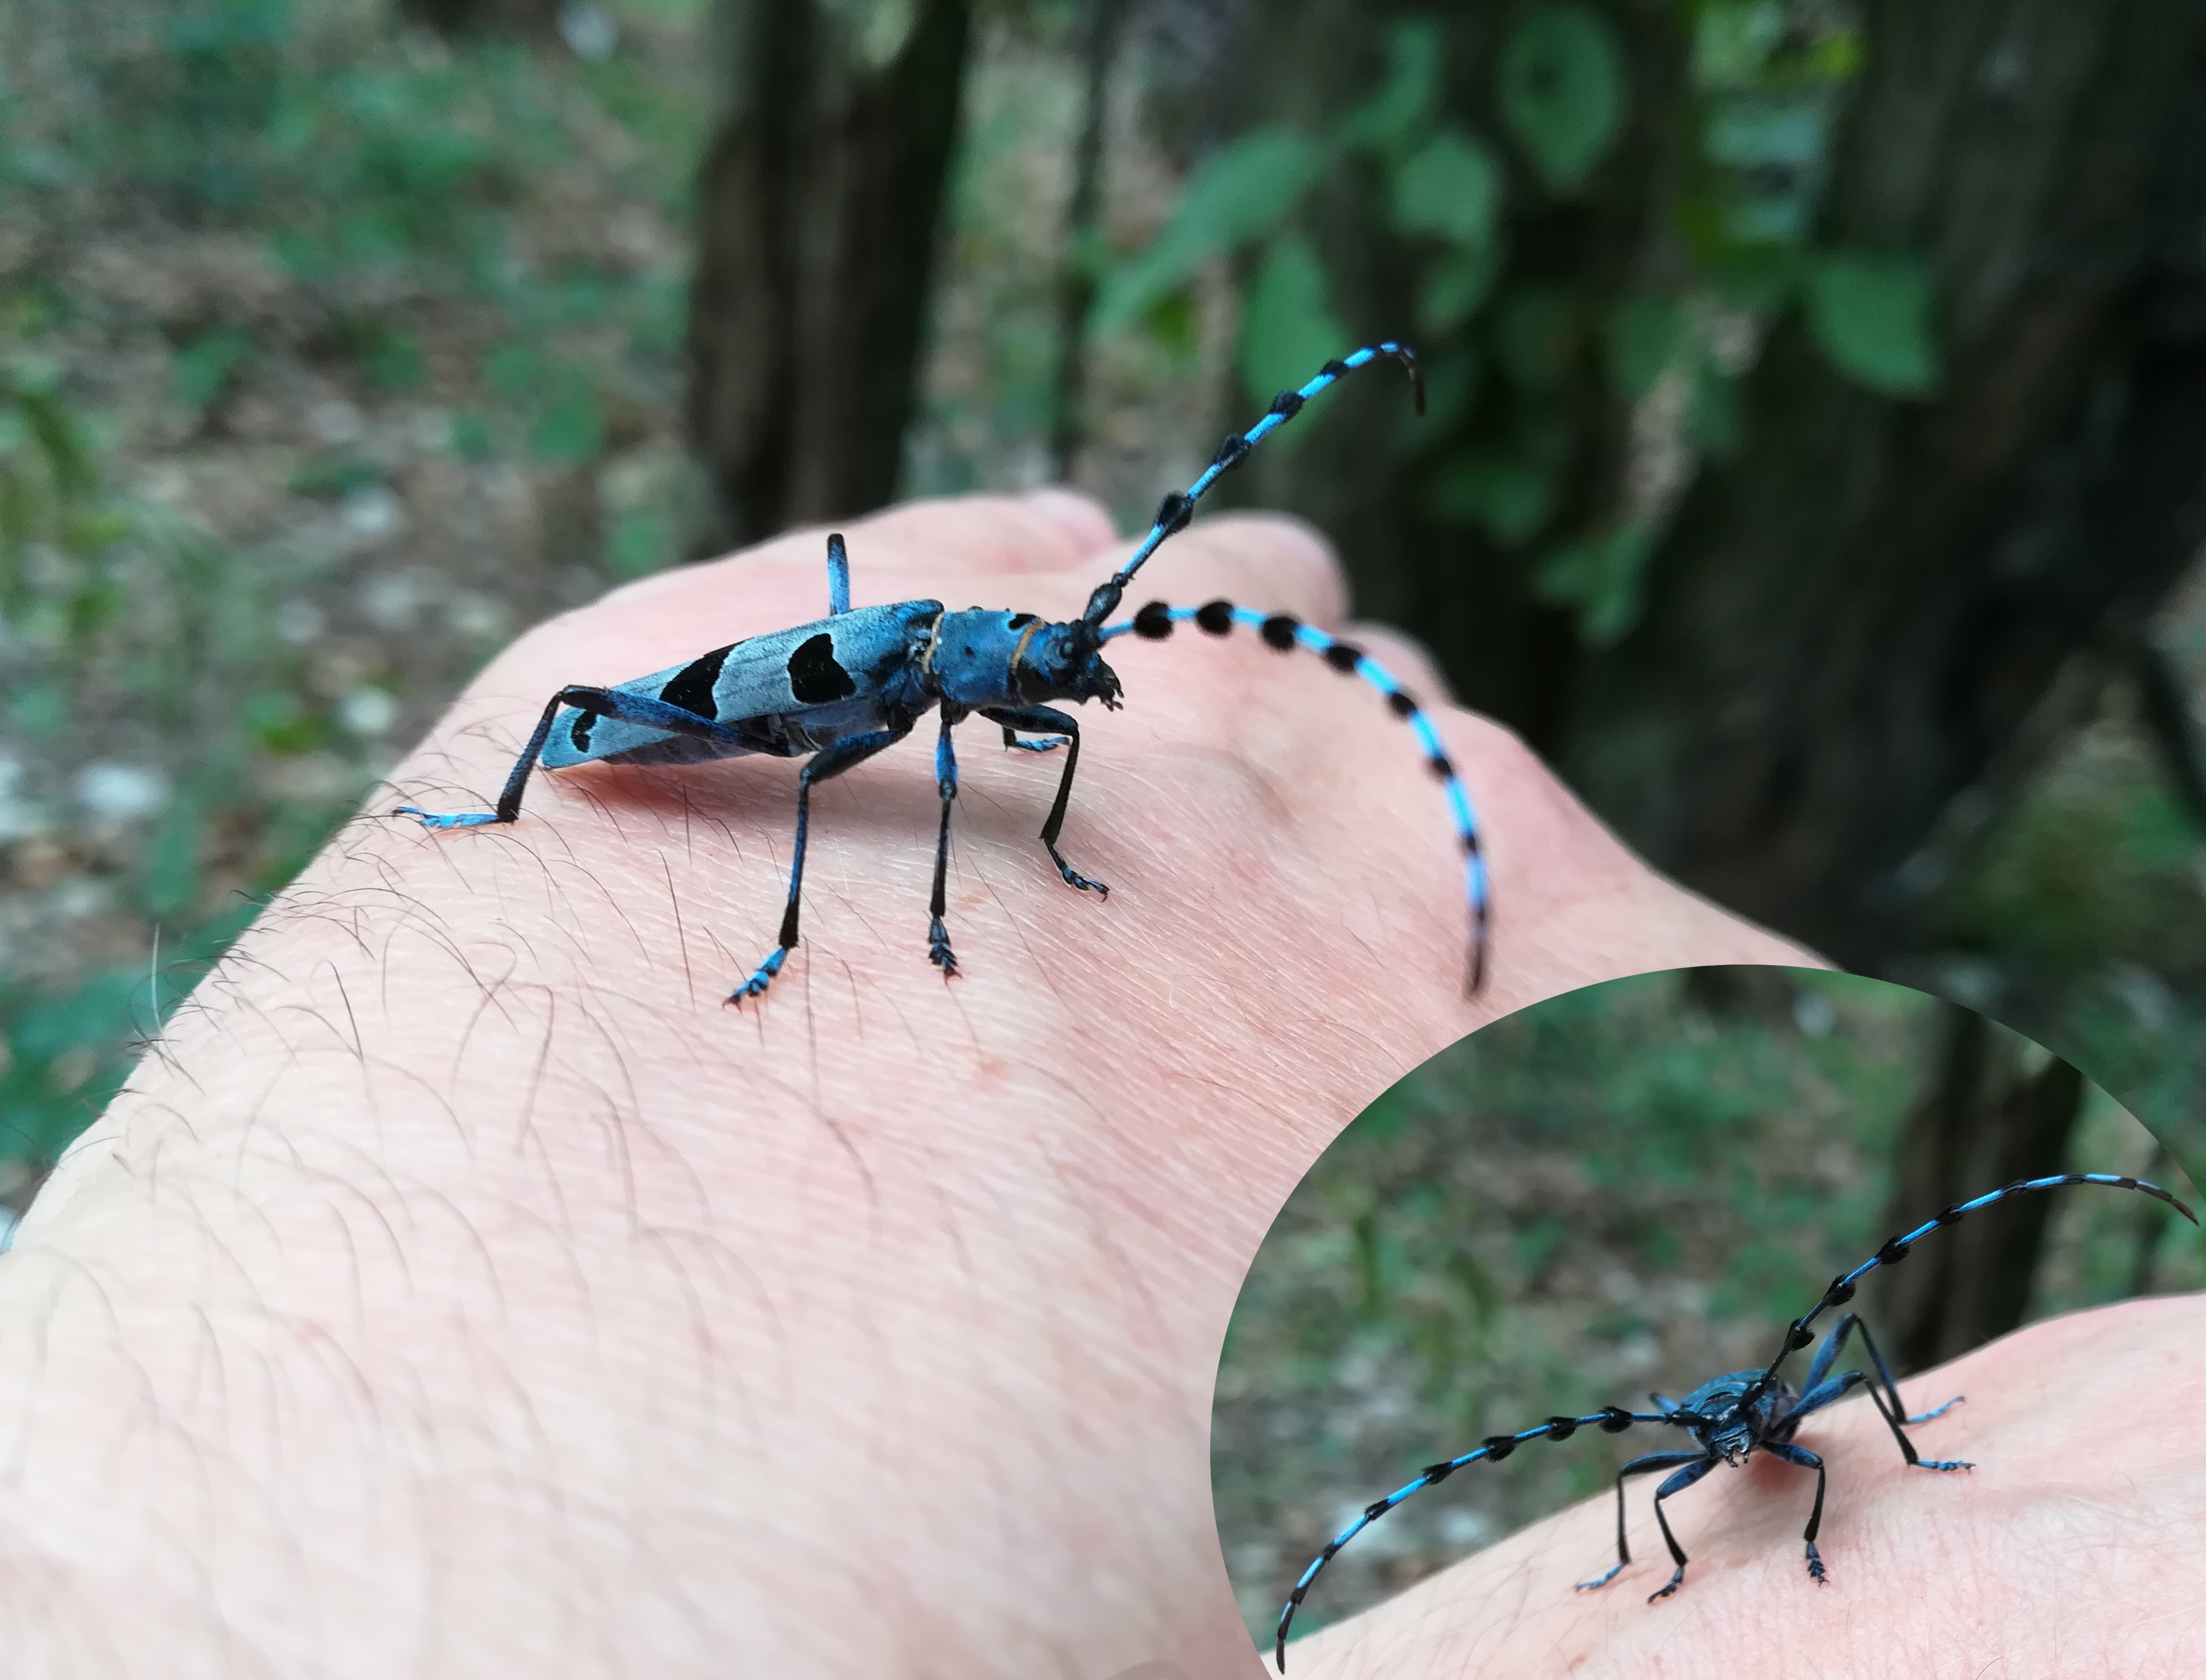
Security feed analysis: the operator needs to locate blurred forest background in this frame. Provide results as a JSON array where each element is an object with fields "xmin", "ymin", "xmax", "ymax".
[
  {"xmin": 0, "ymin": 0, "xmax": 2204, "ymax": 1247},
  {"xmin": 1214, "ymin": 967, "xmax": 2205, "ymax": 1653}
]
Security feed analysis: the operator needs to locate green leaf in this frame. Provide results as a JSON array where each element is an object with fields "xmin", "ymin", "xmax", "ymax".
[
  {"xmin": 1605, "ymin": 294, "xmax": 1687, "ymax": 399},
  {"xmin": 1340, "ymin": 19, "xmax": 1444, "ymax": 153},
  {"xmin": 1392, "ymin": 128, "xmax": 1505, "ymax": 247},
  {"xmin": 1687, "ymin": 360, "xmax": 1744, "ymax": 456},
  {"xmin": 1533, "ymin": 523, "xmax": 1656, "ymax": 646},
  {"xmin": 14, "ymin": 386, "xmax": 95, "ymax": 498},
  {"xmin": 1410, "ymin": 348, "xmax": 1483, "ymax": 437},
  {"xmin": 531, "ymin": 379, "xmax": 604, "ymax": 465},
  {"xmin": 171, "ymin": 326, "xmax": 251, "ymax": 413},
  {"xmin": 1419, "ymin": 242, "xmax": 1502, "ymax": 334},
  {"xmin": 1096, "ymin": 129, "xmax": 1325, "ymax": 332},
  {"xmin": 607, "ymin": 506, "xmax": 672, "ymax": 580},
  {"xmin": 1804, "ymin": 251, "xmax": 1940, "ymax": 397},
  {"xmin": 1493, "ymin": 286, "xmax": 1580, "ymax": 393},
  {"xmin": 450, "ymin": 414, "xmax": 496, "ymax": 462},
  {"xmin": 1238, "ymin": 237, "xmax": 1350, "ymax": 410},
  {"xmin": 1693, "ymin": 1, "xmax": 1785, "ymax": 89},
  {"xmin": 288, "ymin": 450, "xmax": 383, "ymax": 499},
  {"xmin": 1498, "ymin": 2, "xmax": 1628, "ymax": 195},
  {"xmin": 1425, "ymin": 450, "xmax": 1558, "ymax": 545},
  {"xmin": 143, "ymin": 792, "xmax": 205, "ymax": 922},
  {"xmin": 360, "ymin": 326, "xmax": 425, "ymax": 393}
]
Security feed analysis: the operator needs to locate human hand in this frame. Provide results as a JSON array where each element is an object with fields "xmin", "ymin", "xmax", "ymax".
[
  {"xmin": 0, "ymin": 492, "xmax": 1803, "ymax": 1676},
  {"xmin": 1285, "ymin": 1292, "xmax": 2206, "ymax": 1680}
]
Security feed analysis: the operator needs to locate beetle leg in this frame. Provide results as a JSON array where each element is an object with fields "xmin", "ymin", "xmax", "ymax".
[
  {"xmin": 1574, "ymin": 1450, "xmax": 1706, "ymax": 1592},
  {"xmin": 395, "ymin": 684, "xmax": 767, "ymax": 829},
  {"xmin": 978, "ymin": 704, "xmax": 1106, "ymax": 896},
  {"xmin": 928, "ymin": 706, "xmax": 961, "ymax": 977},
  {"xmin": 731, "ymin": 720, "xmax": 914, "ymax": 1006}
]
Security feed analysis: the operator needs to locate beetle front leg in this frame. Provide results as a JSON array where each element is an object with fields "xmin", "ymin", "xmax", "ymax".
[
  {"xmin": 1574, "ymin": 1450, "xmax": 1707, "ymax": 1593},
  {"xmin": 395, "ymin": 685, "xmax": 763, "ymax": 829},
  {"xmin": 1644, "ymin": 1455, "xmax": 1719, "ymax": 1602},
  {"xmin": 978, "ymin": 705, "xmax": 1107, "ymax": 896}
]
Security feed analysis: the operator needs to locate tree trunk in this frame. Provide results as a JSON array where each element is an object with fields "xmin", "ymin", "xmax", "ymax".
[
  {"xmin": 686, "ymin": 0, "xmax": 972, "ymax": 556},
  {"xmin": 1566, "ymin": 0, "xmax": 2206, "ymax": 969},
  {"xmin": 1047, "ymin": 0, "xmax": 1132, "ymax": 480},
  {"xmin": 1865, "ymin": 1003, "xmax": 2085, "ymax": 1373}
]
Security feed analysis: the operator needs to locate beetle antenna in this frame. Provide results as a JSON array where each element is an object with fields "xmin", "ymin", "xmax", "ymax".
[{"xmin": 1080, "ymin": 344, "xmax": 1421, "ymax": 629}]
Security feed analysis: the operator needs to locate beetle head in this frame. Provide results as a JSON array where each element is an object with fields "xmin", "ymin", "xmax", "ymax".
[
  {"xmin": 1708, "ymin": 1418, "xmax": 1754, "ymax": 1468},
  {"xmin": 1017, "ymin": 618, "xmax": 1122, "ymax": 709}
]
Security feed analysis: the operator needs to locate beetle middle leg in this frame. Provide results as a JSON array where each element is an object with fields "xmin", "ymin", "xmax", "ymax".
[
  {"xmin": 978, "ymin": 705, "xmax": 1107, "ymax": 896},
  {"xmin": 732, "ymin": 720, "xmax": 914, "ymax": 1006},
  {"xmin": 928, "ymin": 706, "xmax": 960, "ymax": 978}
]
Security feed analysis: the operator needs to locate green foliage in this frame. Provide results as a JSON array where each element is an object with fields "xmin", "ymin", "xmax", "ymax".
[
  {"xmin": 171, "ymin": 325, "xmax": 253, "ymax": 413},
  {"xmin": 0, "ymin": 0, "xmax": 705, "ymax": 1184},
  {"xmin": 1391, "ymin": 129, "xmax": 1503, "ymax": 247},
  {"xmin": 1604, "ymin": 293, "xmax": 1689, "ymax": 401},
  {"xmin": 1532, "ymin": 521, "xmax": 1656, "ymax": 646},
  {"xmin": 1094, "ymin": 128, "xmax": 1325, "ymax": 331},
  {"xmin": 1496, "ymin": 2, "xmax": 1628, "ymax": 195},
  {"xmin": 1096, "ymin": 0, "xmax": 1926, "ymax": 658},
  {"xmin": 1804, "ymin": 250, "xmax": 1941, "ymax": 398},
  {"xmin": 1338, "ymin": 17, "xmax": 1444, "ymax": 154},
  {"xmin": 1238, "ymin": 238, "xmax": 1351, "ymax": 420},
  {"xmin": 1426, "ymin": 447, "xmax": 1557, "ymax": 546}
]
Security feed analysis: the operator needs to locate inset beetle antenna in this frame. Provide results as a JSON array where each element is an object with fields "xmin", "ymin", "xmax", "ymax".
[
  {"xmin": 1272, "ymin": 1404, "xmax": 1668, "ymax": 1669},
  {"xmin": 1738, "ymin": 1171, "xmax": 2198, "ymax": 1412}
]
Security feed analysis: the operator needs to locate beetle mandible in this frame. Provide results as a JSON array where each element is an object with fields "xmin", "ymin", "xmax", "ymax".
[{"xmin": 395, "ymin": 344, "xmax": 1489, "ymax": 1003}]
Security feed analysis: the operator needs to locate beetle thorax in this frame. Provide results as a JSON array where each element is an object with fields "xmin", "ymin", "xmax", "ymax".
[{"xmin": 927, "ymin": 608, "xmax": 1122, "ymax": 709}]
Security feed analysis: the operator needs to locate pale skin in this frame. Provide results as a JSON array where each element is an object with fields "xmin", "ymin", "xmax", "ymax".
[{"xmin": 0, "ymin": 492, "xmax": 2187, "ymax": 1677}]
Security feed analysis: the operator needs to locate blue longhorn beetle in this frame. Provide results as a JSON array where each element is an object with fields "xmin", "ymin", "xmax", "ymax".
[
  {"xmin": 1272, "ymin": 1170, "xmax": 2199, "ymax": 1670},
  {"xmin": 395, "ymin": 344, "xmax": 1490, "ymax": 1003}
]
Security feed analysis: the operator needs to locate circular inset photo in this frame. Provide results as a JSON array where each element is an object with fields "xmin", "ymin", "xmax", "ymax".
[{"xmin": 1216, "ymin": 967, "xmax": 2204, "ymax": 1678}]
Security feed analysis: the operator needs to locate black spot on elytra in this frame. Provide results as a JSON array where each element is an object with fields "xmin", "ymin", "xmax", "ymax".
[
  {"xmin": 661, "ymin": 645, "xmax": 731, "ymax": 717},
  {"xmin": 788, "ymin": 632, "xmax": 857, "ymax": 704},
  {"xmin": 1007, "ymin": 612, "xmax": 1037, "ymax": 629},
  {"xmin": 570, "ymin": 709, "xmax": 596, "ymax": 751}
]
